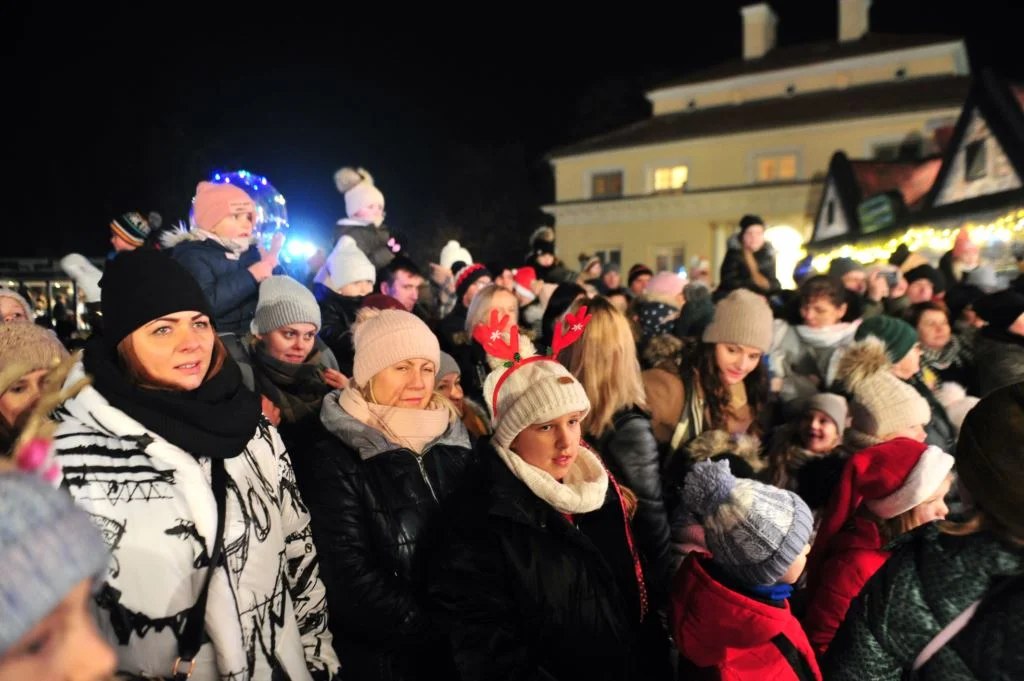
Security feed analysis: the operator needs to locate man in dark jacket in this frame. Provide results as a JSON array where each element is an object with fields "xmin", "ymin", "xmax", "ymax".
[{"xmin": 716, "ymin": 214, "xmax": 780, "ymax": 300}]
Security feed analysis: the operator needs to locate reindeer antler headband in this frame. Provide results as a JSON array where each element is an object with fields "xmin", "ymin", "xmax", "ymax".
[{"xmin": 473, "ymin": 305, "xmax": 592, "ymax": 418}]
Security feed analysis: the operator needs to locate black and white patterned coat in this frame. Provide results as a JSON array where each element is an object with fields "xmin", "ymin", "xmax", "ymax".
[{"xmin": 51, "ymin": 361, "xmax": 342, "ymax": 681}]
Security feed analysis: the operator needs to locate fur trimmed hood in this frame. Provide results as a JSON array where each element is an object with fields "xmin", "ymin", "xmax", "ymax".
[
  {"xmin": 159, "ymin": 223, "xmax": 257, "ymax": 250},
  {"xmin": 685, "ymin": 429, "xmax": 765, "ymax": 474}
]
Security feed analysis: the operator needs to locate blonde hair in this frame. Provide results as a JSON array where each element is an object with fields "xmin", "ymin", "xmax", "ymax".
[
  {"xmin": 561, "ymin": 296, "xmax": 647, "ymax": 437},
  {"xmin": 464, "ymin": 284, "xmax": 519, "ymax": 335},
  {"xmin": 359, "ymin": 378, "xmax": 461, "ymax": 424}
]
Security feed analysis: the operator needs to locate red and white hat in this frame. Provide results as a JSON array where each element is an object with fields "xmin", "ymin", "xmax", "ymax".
[
  {"xmin": 807, "ymin": 438, "xmax": 954, "ymax": 587},
  {"xmin": 513, "ymin": 266, "xmax": 538, "ymax": 303}
]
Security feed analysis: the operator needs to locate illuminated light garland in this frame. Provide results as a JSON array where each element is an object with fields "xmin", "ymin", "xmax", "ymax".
[
  {"xmin": 207, "ymin": 169, "xmax": 289, "ymax": 234},
  {"xmin": 805, "ymin": 208, "xmax": 1024, "ymax": 272}
]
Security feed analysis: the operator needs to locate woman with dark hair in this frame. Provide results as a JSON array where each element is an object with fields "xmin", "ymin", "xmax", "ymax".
[
  {"xmin": 51, "ymin": 250, "xmax": 340, "ymax": 680},
  {"xmin": 539, "ymin": 282, "xmax": 586, "ymax": 352},
  {"xmin": 642, "ymin": 289, "xmax": 775, "ymax": 453},
  {"xmin": 904, "ymin": 301, "xmax": 976, "ymax": 395}
]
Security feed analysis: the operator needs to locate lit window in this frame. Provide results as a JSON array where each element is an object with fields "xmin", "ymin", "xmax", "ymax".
[
  {"xmin": 654, "ymin": 165, "xmax": 689, "ymax": 192},
  {"xmin": 591, "ymin": 171, "xmax": 623, "ymax": 198},
  {"xmin": 965, "ymin": 140, "xmax": 987, "ymax": 181},
  {"xmin": 755, "ymin": 153, "xmax": 798, "ymax": 182}
]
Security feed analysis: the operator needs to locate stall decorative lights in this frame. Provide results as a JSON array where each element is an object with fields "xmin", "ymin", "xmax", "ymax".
[{"xmin": 807, "ymin": 208, "xmax": 1024, "ymax": 272}]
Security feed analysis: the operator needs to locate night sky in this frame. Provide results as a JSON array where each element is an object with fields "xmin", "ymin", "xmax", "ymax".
[{"xmin": 9, "ymin": 0, "xmax": 1020, "ymax": 264}]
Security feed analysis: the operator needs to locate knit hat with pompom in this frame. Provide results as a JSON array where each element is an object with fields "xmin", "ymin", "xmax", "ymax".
[{"xmin": 683, "ymin": 458, "xmax": 813, "ymax": 586}]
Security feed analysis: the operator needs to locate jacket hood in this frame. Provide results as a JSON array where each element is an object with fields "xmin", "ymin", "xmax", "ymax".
[
  {"xmin": 675, "ymin": 557, "xmax": 792, "ymax": 666},
  {"xmin": 159, "ymin": 224, "xmax": 257, "ymax": 250},
  {"xmin": 686, "ymin": 429, "xmax": 765, "ymax": 474},
  {"xmin": 318, "ymin": 389, "xmax": 470, "ymax": 458}
]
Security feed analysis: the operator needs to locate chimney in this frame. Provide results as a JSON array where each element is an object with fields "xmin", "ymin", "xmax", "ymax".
[
  {"xmin": 741, "ymin": 4, "xmax": 778, "ymax": 61},
  {"xmin": 838, "ymin": 0, "xmax": 871, "ymax": 43}
]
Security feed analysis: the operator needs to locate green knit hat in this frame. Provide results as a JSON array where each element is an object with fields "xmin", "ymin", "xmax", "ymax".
[{"xmin": 855, "ymin": 316, "xmax": 918, "ymax": 363}]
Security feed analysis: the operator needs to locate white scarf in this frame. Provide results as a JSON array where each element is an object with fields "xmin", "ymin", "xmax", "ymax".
[
  {"xmin": 795, "ymin": 320, "xmax": 860, "ymax": 349},
  {"xmin": 494, "ymin": 441, "xmax": 609, "ymax": 514},
  {"xmin": 197, "ymin": 229, "xmax": 253, "ymax": 259}
]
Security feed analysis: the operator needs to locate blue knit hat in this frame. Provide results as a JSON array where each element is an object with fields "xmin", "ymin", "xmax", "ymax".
[
  {"xmin": 0, "ymin": 473, "xmax": 109, "ymax": 655},
  {"xmin": 684, "ymin": 459, "xmax": 813, "ymax": 586}
]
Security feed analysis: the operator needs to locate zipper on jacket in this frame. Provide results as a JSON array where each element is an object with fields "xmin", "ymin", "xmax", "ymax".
[{"xmin": 411, "ymin": 452, "xmax": 439, "ymax": 503}]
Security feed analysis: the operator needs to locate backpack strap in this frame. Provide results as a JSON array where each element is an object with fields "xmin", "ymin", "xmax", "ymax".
[{"xmin": 769, "ymin": 633, "xmax": 818, "ymax": 681}]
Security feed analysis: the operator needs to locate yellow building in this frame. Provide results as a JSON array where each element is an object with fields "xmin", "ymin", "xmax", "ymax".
[{"xmin": 544, "ymin": 0, "xmax": 969, "ymax": 286}]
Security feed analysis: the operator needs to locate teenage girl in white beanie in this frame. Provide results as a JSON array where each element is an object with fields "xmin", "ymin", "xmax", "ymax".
[
  {"xmin": 295, "ymin": 308, "xmax": 475, "ymax": 681},
  {"xmin": 428, "ymin": 308, "xmax": 661, "ymax": 681}
]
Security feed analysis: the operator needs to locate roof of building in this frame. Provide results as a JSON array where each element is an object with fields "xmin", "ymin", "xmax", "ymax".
[
  {"xmin": 652, "ymin": 34, "xmax": 958, "ymax": 91},
  {"xmin": 549, "ymin": 75, "xmax": 970, "ymax": 159}
]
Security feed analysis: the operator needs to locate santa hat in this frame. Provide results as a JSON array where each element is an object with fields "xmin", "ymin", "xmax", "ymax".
[
  {"xmin": 513, "ymin": 267, "xmax": 538, "ymax": 303},
  {"xmin": 477, "ymin": 307, "xmax": 591, "ymax": 449},
  {"xmin": 439, "ymin": 240, "xmax": 473, "ymax": 272},
  {"xmin": 335, "ymin": 167, "xmax": 385, "ymax": 219},
  {"xmin": 807, "ymin": 438, "xmax": 954, "ymax": 591}
]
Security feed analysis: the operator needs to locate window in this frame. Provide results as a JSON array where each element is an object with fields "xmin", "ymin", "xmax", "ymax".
[
  {"xmin": 965, "ymin": 140, "xmax": 987, "ymax": 181},
  {"xmin": 827, "ymin": 199, "xmax": 835, "ymax": 226},
  {"xmin": 653, "ymin": 165, "xmax": 689, "ymax": 192},
  {"xmin": 591, "ymin": 171, "xmax": 623, "ymax": 198},
  {"xmin": 755, "ymin": 153, "xmax": 798, "ymax": 182},
  {"xmin": 595, "ymin": 249, "xmax": 621, "ymax": 267},
  {"xmin": 654, "ymin": 247, "xmax": 686, "ymax": 274}
]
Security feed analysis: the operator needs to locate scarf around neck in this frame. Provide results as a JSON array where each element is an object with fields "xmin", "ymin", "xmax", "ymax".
[
  {"xmin": 197, "ymin": 229, "xmax": 252, "ymax": 259},
  {"xmin": 249, "ymin": 338, "xmax": 331, "ymax": 424},
  {"xmin": 337, "ymin": 385, "xmax": 451, "ymax": 454},
  {"xmin": 493, "ymin": 441, "xmax": 609, "ymax": 515},
  {"xmin": 795, "ymin": 320, "xmax": 860, "ymax": 349},
  {"xmin": 83, "ymin": 336, "xmax": 261, "ymax": 459}
]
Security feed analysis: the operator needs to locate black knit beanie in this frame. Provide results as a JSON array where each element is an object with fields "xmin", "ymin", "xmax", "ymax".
[{"xmin": 100, "ymin": 250, "xmax": 213, "ymax": 349}]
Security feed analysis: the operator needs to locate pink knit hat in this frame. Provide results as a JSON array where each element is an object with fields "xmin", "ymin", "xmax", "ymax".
[
  {"xmin": 351, "ymin": 309, "xmax": 441, "ymax": 386},
  {"xmin": 192, "ymin": 181, "xmax": 256, "ymax": 232},
  {"xmin": 646, "ymin": 271, "xmax": 686, "ymax": 298}
]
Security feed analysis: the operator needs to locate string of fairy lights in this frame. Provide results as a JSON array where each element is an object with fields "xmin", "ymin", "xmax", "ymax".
[{"xmin": 806, "ymin": 207, "xmax": 1024, "ymax": 272}]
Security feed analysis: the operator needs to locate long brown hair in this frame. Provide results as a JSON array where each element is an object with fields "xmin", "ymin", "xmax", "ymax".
[
  {"xmin": 116, "ymin": 334, "xmax": 227, "ymax": 390},
  {"xmin": 561, "ymin": 297, "xmax": 647, "ymax": 437},
  {"xmin": 683, "ymin": 341, "xmax": 767, "ymax": 437}
]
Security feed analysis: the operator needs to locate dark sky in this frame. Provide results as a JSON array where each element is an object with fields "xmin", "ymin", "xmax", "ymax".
[{"xmin": 8, "ymin": 0, "xmax": 1020, "ymax": 263}]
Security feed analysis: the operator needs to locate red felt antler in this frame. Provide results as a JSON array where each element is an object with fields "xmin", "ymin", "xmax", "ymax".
[
  {"xmin": 550, "ymin": 305, "xmax": 592, "ymax": 357},
  {"xmin": 472, "ymin": 309, "xmax": 520, "ymax": 363}
]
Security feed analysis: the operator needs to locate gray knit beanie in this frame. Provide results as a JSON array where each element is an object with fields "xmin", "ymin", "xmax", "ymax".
[
  {"xmin": 684, "ymin": 459, "xmax": 813, "ymax": 586},
  {"xmin": 250, "ymin": 276, "xmax": 322, "ymax": 335},
  {"xmin": 805, "ymin": 393, "xmax": 848, "ymax": 438},
  {"xmin": 0, "ymin": 472, "xmax": 109, "ymax": 655},
  {"xmin": 702, "ymin": 289, "xmax": 774, "ymax": 353},
  {"xmin": 439, "ymin": 352, "xmax": 460, "ymax": 379}
]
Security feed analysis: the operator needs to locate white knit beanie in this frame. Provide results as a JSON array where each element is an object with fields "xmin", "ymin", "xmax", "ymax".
[
  {"xmin": 250, "ymin": 275, "xmax": 322, "ymax": 335},
  {"xmin": 439, "ymin": 240, "xmax": 473, "ymax": 272},
  {"xmin": 335, "ymin": 167, "xmax": 385, "ymax": 219},
  {"xmin": 0, "ymin": 288, "xmax": 33, "ymax": 322},
  {"xmin": 484, "ymin": 359, "xmax": 591, "ymax": 449},
  {"xmin": 352, "ymin": 309, "xmax": 441, "ymax": 387},
  {"xmin": 316, "ymin": 235, "xmax": 377, "ymax": 291}
]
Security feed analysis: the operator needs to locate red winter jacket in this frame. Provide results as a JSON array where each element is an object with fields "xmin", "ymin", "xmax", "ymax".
[
  {"xmin": 803, "ymin": 515, "xmax": 889, "ymax": 656},
  {"xmin": 671, "ymin": 555, "xmax": 821, "ymax": 681}
]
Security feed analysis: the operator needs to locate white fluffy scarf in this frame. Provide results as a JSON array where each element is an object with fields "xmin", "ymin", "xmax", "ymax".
[
  {"xmin": 494, "ymin": 442, "xmax": 609, "ymax": 514},
  {"xmin": 795, "ymin": 320, "xmax": 861, "ymax": 349}
]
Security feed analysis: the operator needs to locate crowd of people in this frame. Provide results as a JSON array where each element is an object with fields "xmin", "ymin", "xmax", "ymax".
[{"xmin": 0, "ymin": 171, "xmax": 1020, "ymax": 681}]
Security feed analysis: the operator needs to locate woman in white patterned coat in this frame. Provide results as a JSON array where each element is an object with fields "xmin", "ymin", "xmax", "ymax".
[{"xmin": 51, "ymin": 250, "xmax": 341, "ymax": 681}]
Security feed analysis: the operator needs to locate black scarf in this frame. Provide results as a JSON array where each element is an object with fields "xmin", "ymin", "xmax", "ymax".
[
  {"xmin": 248, "ymin": 339, "xmax": 331, "ymax": 425},
  {"xmin": 83, "ymin": 335, "xmax": 261, "ymax": 460}
]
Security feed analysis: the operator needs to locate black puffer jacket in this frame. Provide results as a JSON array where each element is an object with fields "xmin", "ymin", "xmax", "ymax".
[
  {"xmin": 167, "ymin": 233, "xmax": 261, "ymax": 335},
  {"xmin": 716, "ymin": 237, "xmax": 780, "ymax": 299},
  {"xmin": 824, "ymin": 524, "xmax": 1023, "ymax": 680},
  {"xmin": 587, "ymin": 408, "xmax": 674, "ymax": 606},
  {"xmin": 335, "ymin": 219, "xmax": 395, "ymax": 269},
  {"xmin": 295, "ymin": 393, "xmax": 476, "ymax": 681},
  {"xmin": 428, "ymin": 445, "xmax": 657, "ymax": 681},
  {"xmin": 313, "ymin": 283, "xmax": 362, "ymax": 377}
]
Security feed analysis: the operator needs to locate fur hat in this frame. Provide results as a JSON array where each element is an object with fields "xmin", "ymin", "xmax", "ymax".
[
  {"xmin": 316, "ymin": 235, "xmax": 376, "ymax": 292},
  {"xmin": 439, "ymin": 240, "xmax": 473, "ymax": 272},
  {"xmin": 837, "ymin": 337, "xmax": 931, "ymax": 438},
  {"xmin": 335, "ymin": 167, "xmax": 385, "ymax": 220},
  {"xmin": 0, "ymin": 289, "xmax": 33, "ymax": 322},
  {"xmin": 684, "ymin": 459, "xmax": 813, "ymax": 586},
  {"xmin": 351, "ymin": 308, "xmax": 440, "ymax": 387}
]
